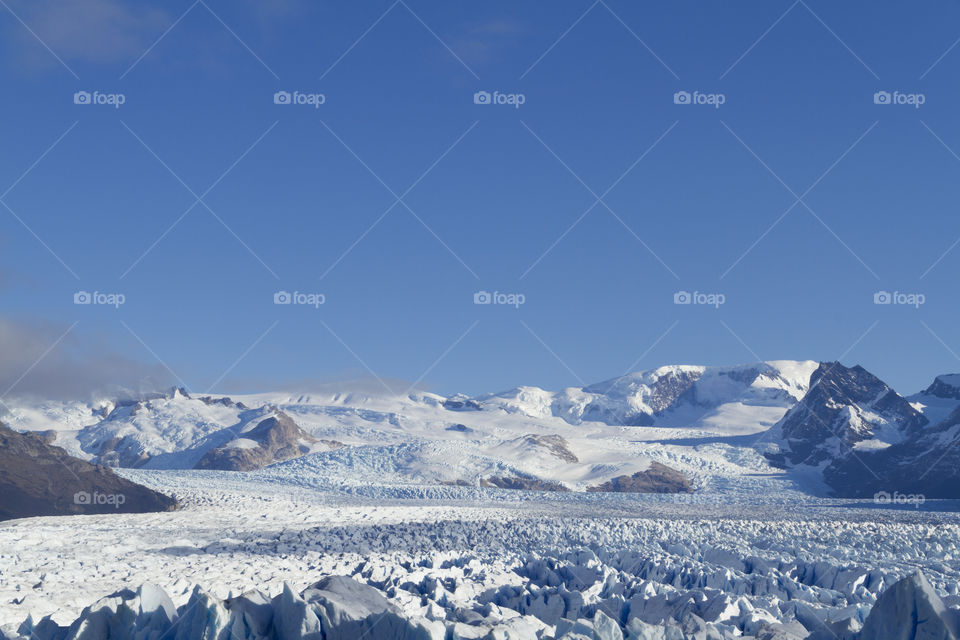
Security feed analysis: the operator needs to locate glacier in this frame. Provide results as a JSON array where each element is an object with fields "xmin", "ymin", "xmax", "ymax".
[
  {"xmin": 4, "ymin": 360, "xmax": 960, "ymax": 637},
  {"xmin": 2, "ymin": 468, "xmax": 960, "ymax": 639}
]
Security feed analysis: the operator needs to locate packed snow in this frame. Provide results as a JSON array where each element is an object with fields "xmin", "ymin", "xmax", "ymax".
[
  {"xmin": 3, "ymin": 360, "xmax": 960, "ymax": 638},
  {"xmin": 2, "ymin": 469, "xmax": 960, "ymax": 639}
]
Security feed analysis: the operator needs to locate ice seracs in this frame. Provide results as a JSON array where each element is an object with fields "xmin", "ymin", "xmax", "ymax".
[
  {"xmin": 9, "ymin": 560, "xmax": 960, "ymax": 640},
  {"xmin": 859, "ymin": 571, "xmax": 960, "ymax": 640}
]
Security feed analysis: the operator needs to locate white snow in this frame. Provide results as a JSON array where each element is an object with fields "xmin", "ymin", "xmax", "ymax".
[
  {"xmin": 224, "ymin": 438, "xmax": 260, "ymax": 450},
  {"xmin": 3, "ymin": 362, "xmax": 960, "ymax": 638},
  {"xmin": 2, "ymin": 469, "xmax": 959, "ymax": 639}
]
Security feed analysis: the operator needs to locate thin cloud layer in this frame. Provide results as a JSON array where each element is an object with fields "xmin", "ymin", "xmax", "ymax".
[
  {"xmin": 4, "ymin": 0, "xmax": 168, "ymax": 67},
  {"xmin": 0, "ymin": 315, "xmax": 172, "ymax": 403}
]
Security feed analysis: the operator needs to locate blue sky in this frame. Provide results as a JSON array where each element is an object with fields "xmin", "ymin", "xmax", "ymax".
[{"xmin": 2, "ymin": 0, "xmax": 960, "ymax": 398}]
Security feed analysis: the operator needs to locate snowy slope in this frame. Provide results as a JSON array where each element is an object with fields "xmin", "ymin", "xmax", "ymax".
[
  {"xmin": 909, "ymin": 373, "xmax": 960, "ymax": 428},
  {"xmin": 3, "ymin": 468, "xmax": 960, "ymax": 638},
  {"xmin": 0, "ymin": 362, "xmax": 824, "ymax": 494},
  {"xmin": 478, "ymin": 360, "xmax": 817, "ymax": 433}
]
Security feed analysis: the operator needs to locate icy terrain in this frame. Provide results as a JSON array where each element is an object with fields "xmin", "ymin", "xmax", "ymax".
[
  {"xmin": 4, "ymin": 361, "xmax": 960, "ymax": 637},
  {"xmin": 0, "ymin": 361, "xmax": 820, "ymax": 476},
  {"xmin": 2, "ymin": 469, "xmax": 960, "ymax": 639}
]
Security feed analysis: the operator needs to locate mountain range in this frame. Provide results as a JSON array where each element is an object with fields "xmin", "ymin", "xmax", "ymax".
[{"xmin": 2, "ymin": 360, "xmax": 960, "ymax": 499}]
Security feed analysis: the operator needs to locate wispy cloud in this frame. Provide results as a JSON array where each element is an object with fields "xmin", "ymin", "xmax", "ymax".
[
  {"xmin": 3, "ymin": 0, "xmax": 169, "ymax": 68},
  {"xmin": 215, "ymin": 371, "xmax": 424, "ymax": 398},
  {"xmin": 451, "ymin": 18, "xmax": 525, "ymax": 66},
  {"xmin": 0, "ymin": 315, "xmax": 173, "ymax": 402}
]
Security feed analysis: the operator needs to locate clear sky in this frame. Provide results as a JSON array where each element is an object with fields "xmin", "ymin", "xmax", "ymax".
[{"xmin": 2, "ymin": 0, "xmax": 960, "ymax": 399}]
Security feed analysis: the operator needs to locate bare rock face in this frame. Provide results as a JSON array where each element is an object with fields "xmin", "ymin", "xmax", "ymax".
[
  {"xmin": 479, "ymin": 475, "xmax": 570, "ymax": 492},
  {"xmin": 586, "ymin": 462, "xmax": 691, "ymax": 494},
  {"xmin": 767, "ymin": 362, "xmax": 927, "ymax": 469},
  {"xmin": 921, "ymin": 374, "xmax": 960, "ymax": 400},
  {"xmin": 520, "ymin": 434, "xmax": 579, "ymax": 463},
  {"xmin": 0, "ymin": 422, "xmax": 176, "ymax": 521},
  {"xmin": 194, "ymin": 412, "xmax": 339, "ymax": 472},
  {"xmin": 825, "ymin": 403, "xmax": 960, "ymax": 499},
  {"xmin": 442, "ymin": 394, "xmax": 482, "ymax": 411}
]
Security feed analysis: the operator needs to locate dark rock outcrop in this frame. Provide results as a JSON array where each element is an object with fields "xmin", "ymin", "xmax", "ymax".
[
  {"xmin": 825, "ymin": 404, "xmax": 960, "ymax": 499},
  {"xmin": 442, "ymin": 394, "xmax": 482, "ymax": 411},
  {"xmin": 921, "ymin": 374, "xmax": 960, "ymax": 400},
  {"xmin": 194, "ymin": 412, "xmax": 340, "ymax": 471},
  {"xmin": 479, "ymin": 475, "xmax": 569, "ymax": 492},
  {"xmin": 197, "ymin": 395, "xmax": 248, "ymax": 409},
  {"xmin": 587, "ymin": 461, "xmax": 691, "ymax": 494},
  {"xmin": 519, "ymin": 434, "xmax": 579, "ymax": 463},
  {"xmin": 0, "ymin": 422, "xmax": 176, "ymax": 521}
]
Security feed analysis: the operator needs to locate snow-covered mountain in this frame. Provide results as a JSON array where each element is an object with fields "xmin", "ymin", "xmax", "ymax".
[
  {"xmin": 194, "ymin": 412, "xmax": 343, "ymax": 471},
  {"xmin": 0, "ymin": 361, "xmax": 821, "ymax": 491},
  {"xmin": 78, "ymin": 389, "xmax": 256, "ymax": 468},
  {"xmin": 8, "ymin": 360, "xmax": 960, "ymax": 497},
  {"xmin": 761, "ymin": 365, "xmax": 960, "ymax": 499},
  {"xmin": 477, "ymin": 360, "xmax": 818, "ymax": 433},
  {"xmin": 766, "ymin": 362, "xmax": 928, "ymax": 469},
  {"xmin": 909, "ymin": 374, "xmax": 960, "ymax": 427},
  {"xmin": 825, "ymin": 401, "xmax": 960, "ymax": 499}
]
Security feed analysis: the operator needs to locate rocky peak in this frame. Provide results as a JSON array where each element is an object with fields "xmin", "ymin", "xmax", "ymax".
[
  {"xmin": 922, "ymin": 374, "xmax": 960, "ymax": 400},
  {"xmin": 769, "ymin": 362, "xmax": 927, "ymax": 467},
  {"xmin": 194, "ymin": 411, "xmax": 339, "ymax": 472}
]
